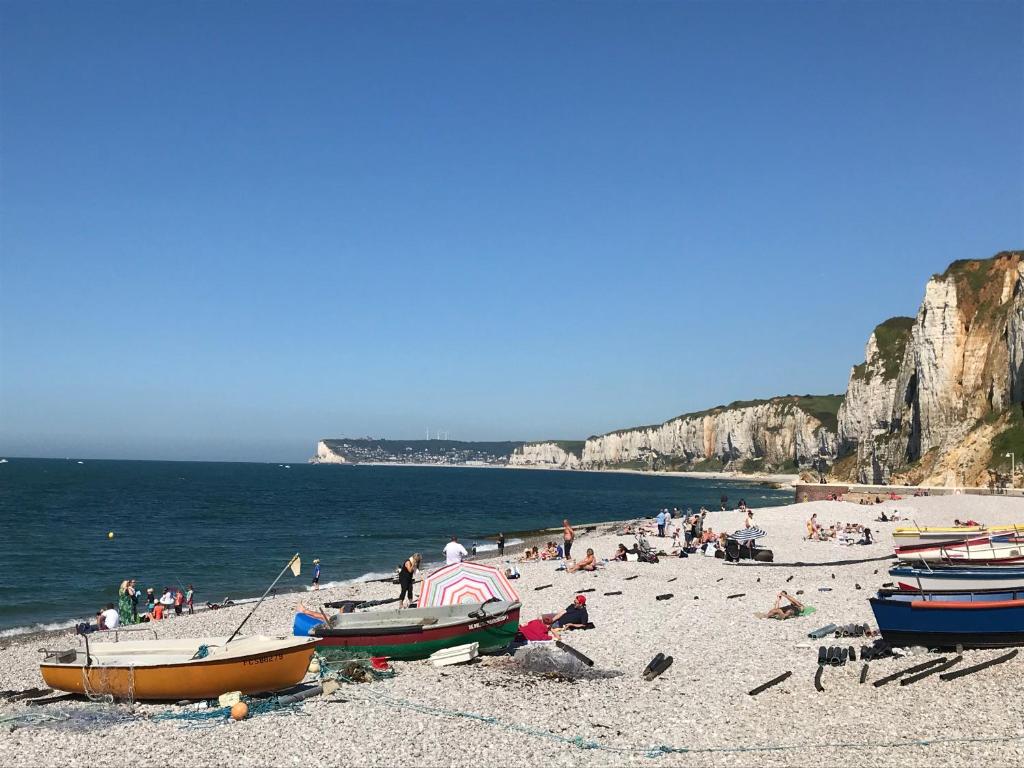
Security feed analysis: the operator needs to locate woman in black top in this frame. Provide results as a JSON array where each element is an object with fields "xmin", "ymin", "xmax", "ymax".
[{"xmin": 398, "ymin": 553, "xmax": 421, "ymax": 608}]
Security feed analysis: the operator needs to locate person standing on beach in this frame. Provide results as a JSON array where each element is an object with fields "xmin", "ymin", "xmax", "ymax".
[
  {"xmin": 185, "ymin": 584, "xmax": 195, "ymax": 615},
  {"xmin": 398, "ymin": 553, "xmax": 421, "ymax": 608},
  {"xmin": 311, "ymin": 559, "xmax": 321, "ymax": 591},
  {"xmin": 562, "ymin": 519, "xmax": 575, "ymax": 560},
  {"xmin": 117, "ymin": 580, "xmax": 135, "ymax": 626},
  {"xmin": 656, "ymin": 510, "xmax": 667, "ymax": 537},
  {"xmin": 497, "ymin": 532, "xmax": 505, "ymax": 556},
  {"xmin": 444, "ymin": 536, "xmax": 468, "ymax": 565}
]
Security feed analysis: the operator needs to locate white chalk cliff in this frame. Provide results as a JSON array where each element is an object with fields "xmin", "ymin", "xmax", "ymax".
[
  {"xmin": 513, "ymin": 251, "xmax": 1024, "ymax": 485},
  {"xmin": 514, "ymin": 397, "xmax": 840, "ymax": 473},
  {"xmin": 508, "ymin": 442, "xmax": 582, "ymax": 470},
  {"xmin": 836, "ymin": 252, "xmax": 1024, "ymax": 485},
  {"xmin": 311, "ymin": 440, "xmax": 348, "ymax": 464}
]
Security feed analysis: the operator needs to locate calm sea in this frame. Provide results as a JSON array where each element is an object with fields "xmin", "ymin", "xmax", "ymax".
[{"xmin": 0, "ymin": 459, "xmax": 792, "ymax": 633}]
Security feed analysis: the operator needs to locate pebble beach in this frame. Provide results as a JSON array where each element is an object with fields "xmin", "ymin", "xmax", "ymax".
[{"xmin": 4, "ymin": 494, "xmax": 1024, "ymax": 767}]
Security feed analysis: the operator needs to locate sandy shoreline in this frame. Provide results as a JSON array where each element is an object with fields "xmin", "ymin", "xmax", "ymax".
[{"xmin": 4, "ymin": 494, "xmax": 1024, "ymax": 766}]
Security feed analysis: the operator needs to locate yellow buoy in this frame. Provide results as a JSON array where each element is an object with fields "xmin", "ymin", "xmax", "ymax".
[
  {"xmin": 308, "ymin": 658, "xmax": 321, "ymax": 675},
  {"xmin": 107, "ymin": 532, "xmax": 115, "ymax": 539},
  {"xmin": 230, "ymin": 701, "xmax": 249, "ymax": 721}
]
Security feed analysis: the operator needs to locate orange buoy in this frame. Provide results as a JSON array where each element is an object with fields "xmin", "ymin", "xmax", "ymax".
[{"xmin": 230, "ymin": 701, "xmax": 249, "ymax": 720}]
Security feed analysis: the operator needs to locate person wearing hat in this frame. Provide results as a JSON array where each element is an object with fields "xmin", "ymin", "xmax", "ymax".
[
  {"xmin": 544, "ymin": 594, "xmax": 589, "ymax": 637},
  {"xmin": 311, "ymin": 559, "xmax": 321, "ymax": 591}
]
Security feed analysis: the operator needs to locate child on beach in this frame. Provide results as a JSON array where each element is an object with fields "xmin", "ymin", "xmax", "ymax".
[{"xmin": 312, "ymin": 559, "xmax": 321, "ymax": 590}]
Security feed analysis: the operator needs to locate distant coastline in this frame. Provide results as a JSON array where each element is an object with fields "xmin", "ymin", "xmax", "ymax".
[{"xmin": 313, "ymin": 458, "xmax": 796, "ymax": 486}]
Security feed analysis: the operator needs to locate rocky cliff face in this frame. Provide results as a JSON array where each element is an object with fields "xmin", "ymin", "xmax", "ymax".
[
  {"xmin": 311, "ymin": 440, "xmax": 348, "ymax": 464},
  {"xmin": 579, "ymin": 397, "xmax": 839, "ymax": 472},
  {"xmin": 835, "ymin": 318, "xmax": 914, "ymax": 481},
  {"xmin": 508, "ymin": 442, "xmax": 583, "ymax": 470},
  {"xmin": 835, "ymin": 251, "xmax": 1024, "ymax": 485}
]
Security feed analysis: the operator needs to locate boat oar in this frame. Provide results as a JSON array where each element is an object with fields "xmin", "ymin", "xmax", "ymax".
[
  {"xmin": 940, "ymin": 649, "xmax": 1019, "ymax": 681},
  {"xmin": 227, "ymin": 553, "xmax": 300, "ymax": 644}
]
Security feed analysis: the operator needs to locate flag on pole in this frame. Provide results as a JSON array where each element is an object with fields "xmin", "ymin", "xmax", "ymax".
[{"xmin": 289, "ymin": 554, "xmax": 301, "ymax": 577}]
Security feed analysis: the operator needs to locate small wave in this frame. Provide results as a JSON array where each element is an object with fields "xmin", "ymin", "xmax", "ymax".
[
  {"xmin": 0, "ymin": 618, "xmax": 82, "ymax": 637},
  {"xmin": 305, "ymin": 571, "xmax": 397, "ymax": 591},
  {"xmin": 473, "ymin": 537, "xmax": 525, "ymax": 553}
]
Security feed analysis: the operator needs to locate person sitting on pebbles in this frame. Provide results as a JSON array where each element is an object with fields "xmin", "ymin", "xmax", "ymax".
[
  {"xmin": 612, "ymin": 543, "xmax": 628, "ymax": 561},
  {"xmin": 567, "ymin": 548, "xmax": 597, "ymax": 572},
  {"xmin": 543, "ymin": 594, "xmax": 589, "ymax": 638},
  {"xmin": 757, "ymin": 590, "xmax": 805, "ymax": 620}
]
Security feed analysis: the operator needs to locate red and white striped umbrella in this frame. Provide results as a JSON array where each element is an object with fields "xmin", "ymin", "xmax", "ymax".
[{"xmin": 417, "ymin": 561, "xmax": 520, "ymax": 608}]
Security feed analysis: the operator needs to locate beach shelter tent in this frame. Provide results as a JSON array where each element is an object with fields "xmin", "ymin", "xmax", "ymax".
[{"xmin": 417, "ymin": 561, "xmax": 520, "ymax": 607}]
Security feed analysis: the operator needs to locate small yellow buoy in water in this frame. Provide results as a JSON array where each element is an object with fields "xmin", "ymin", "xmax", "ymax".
[
  {"xmin": 107, "ymin": 532, "xmax": 115, "ymax": 540},
  {"xmin": 230, "ymin": 701, "xmax": 249, "ymax": 721}
]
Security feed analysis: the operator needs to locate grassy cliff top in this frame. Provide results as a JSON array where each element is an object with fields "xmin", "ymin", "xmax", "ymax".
[
  {"xmin": 939, "ymin": 251, "xmax": 1022, "ymax": 320},
  {"xmin": 851, "ymin": 316, "xmax": 915, "ymax": 383},
  {"xmin": 595, "ymin": 394, "xmax": 844, "ymax": 438}
]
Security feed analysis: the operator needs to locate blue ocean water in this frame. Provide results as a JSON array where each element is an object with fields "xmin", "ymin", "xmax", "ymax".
[{"xmin": 0, "ymin": 459, "xmax": 792, "ymax": 633}]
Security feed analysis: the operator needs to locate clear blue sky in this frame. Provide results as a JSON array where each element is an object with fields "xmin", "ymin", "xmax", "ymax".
[{"xmin": 1, "ymin": 1, "xmax": 1022, "ymax": 462}]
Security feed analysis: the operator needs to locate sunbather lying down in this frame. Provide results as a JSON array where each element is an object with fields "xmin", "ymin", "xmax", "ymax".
[{"xmin": 756, "ymin": 591, "xmax": 809, "ymax": 620}]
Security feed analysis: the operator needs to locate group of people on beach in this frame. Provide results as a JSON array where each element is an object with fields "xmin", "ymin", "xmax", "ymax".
[
  {"xmin": 106, "ymin": 580, "xmax": 194, "ymax": 628},
  {"xmin": 805, "ymin": 514, "xmax": 873, "ymax": 544}
]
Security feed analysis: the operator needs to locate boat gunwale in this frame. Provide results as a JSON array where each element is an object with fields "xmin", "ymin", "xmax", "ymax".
[{"xmin": 39, "ymin": 636, "xmax": 319, "ymax": 671}]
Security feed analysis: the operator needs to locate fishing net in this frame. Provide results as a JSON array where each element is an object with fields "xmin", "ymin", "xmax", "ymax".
[
  {"xmin": 152, "ymin": 695, "xmax": 303, "ymax": 728},
  {"xmin": 0, "ymin": 705, "xmax": 137, "ymax": 733},
  {"xmin": 314, "ymin": 653, "xmax": 396, "ymax": 683},
  {"xmin": 513, "ymin": 642, "xmax": 592, "ymax": 679}
]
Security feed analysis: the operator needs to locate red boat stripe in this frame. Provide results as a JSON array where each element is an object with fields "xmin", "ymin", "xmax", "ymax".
[
  {"xmin": 318, "ymin": 611, "xmax": 520, "ymax": 647},
  {"xmin": 911, "ymin": 600, "xmax": 1024, "ymax": 609}
]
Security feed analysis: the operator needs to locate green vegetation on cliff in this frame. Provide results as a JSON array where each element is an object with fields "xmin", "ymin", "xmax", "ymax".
[
  {"xmin": 940, "ymin": 251, "xmax": 1022, "ymax": 319},
  {"xmin": 673, "ymin": 394, "xmax": 842, "ymax": 430},
  {"xmin": 990, "ymin": 408, "xmax": 1024, "ymax": 471},
  {"xmin": 874, "ymin": 317, "xmax": 915, "ymax": 379},
  {"xmin": 597, "ymin": 394, "xmax": 844, "ymax": 440},
  {"xmin": 850, "ymin": 316, "xmax": 914, "ymax": 384}
]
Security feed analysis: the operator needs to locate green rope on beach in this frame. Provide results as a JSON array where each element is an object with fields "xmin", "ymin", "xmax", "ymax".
[
  {"xmin": 332, "ymin": 678, "xmax": 1024, "ymax": 759},
  {"xmin": 152, "ymin": 695, "xmax": 304, "ymax": 728}
]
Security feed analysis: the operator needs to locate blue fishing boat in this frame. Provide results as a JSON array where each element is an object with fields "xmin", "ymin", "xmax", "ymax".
[
  {"xmin": 870, "ymin": 589, "xmax": 1024, "ymax": 648},
  {"xmin": 890, "ymin": 565, "xmax": 1024, "ymax": 592}
]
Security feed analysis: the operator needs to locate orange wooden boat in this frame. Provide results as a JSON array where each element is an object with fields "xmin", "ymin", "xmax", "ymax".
[{"xmin": 39, "ymin": 635, "xmax": 319, "ymax": 701}]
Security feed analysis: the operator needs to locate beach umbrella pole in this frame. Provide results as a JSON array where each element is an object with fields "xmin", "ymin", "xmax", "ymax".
[{"xmin": 226, "ymin": 554, "xmax": 300, "ymax": 644}]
